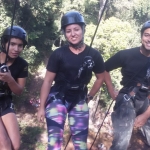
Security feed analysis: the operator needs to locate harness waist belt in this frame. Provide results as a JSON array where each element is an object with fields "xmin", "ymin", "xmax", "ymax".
[
  {"xmin": 66, "ymin": 83, "xmax": 86, "ymax": 91},
  {"xmin": 123, "ymin": 83, "xmax": 141, "ymax": 101}
]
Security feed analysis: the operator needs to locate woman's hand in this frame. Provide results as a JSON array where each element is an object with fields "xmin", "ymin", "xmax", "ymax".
[
  {"xmin": 134, "ymin": 106, "xmax": 150, "ymax": 128},
  {"xmin": 0, "ymin": 71, "xmax": 13, "ymax": 82},
  {"xmin": 0, "ymin": 70, "xmax": 13, "ymax": 83},
  {"xmin": 37, "ymin": 106, "xmax": 45, "ymax": 122}
]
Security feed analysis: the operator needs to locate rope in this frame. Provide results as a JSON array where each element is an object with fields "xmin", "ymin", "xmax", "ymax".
[
  {"xmin": 89, "ymin": 0, "xmax": 109, "ymax": 48},
  {"xmin": 89, "ymin": 100, "xmax": 114, "ymax": 150},
  {"xmin": 5, "ymin": 0, "xmax": 17, "ymax": 64},
  {"xmin": 63, "ymin": 134, "xmax": 72, "ymax": 150}
]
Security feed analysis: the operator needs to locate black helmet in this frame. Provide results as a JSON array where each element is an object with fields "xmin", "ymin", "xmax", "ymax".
[
  {"xmin": 141, "ymin": 20, "xmax": 150, "ymax": 36},
  {"xmin": 61, "ymin": 10, "xmax": 85, "ymax": 30},
  {"xmin": 1, "ymin": 26, "xmax": 28, "ymax": 47}
]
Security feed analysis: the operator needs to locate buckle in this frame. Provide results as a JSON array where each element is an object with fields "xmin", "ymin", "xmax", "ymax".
[
  {"xmin": 123, "ymin": 94, "xmax": 131, "ymax": 101},
  {"xmin": 70, "ymin": 86, "xmax": 79, "ymax": 90},
  {"xmin": 141, "ymin": 84, "xmax": 149, "ymax": 90},
  {"xmin": 51, "ymin": 94, "xmax": 58, "ymax": 100},
  {"xmin": 10, "ymin": 103, "xmax": 14, "ymax": 109},
  {"xmin": 0, "ymin": 92, "xmax": 5, "ymax": 97}
]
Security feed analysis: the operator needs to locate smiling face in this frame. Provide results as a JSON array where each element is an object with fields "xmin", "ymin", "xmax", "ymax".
[
  {"xmin": 141, "ymin": 28, "xmax": 150, "ymax": 51},
  {"xmin": 64, "ymin": 24, "xmax": 84, "ymax": 45},
  {"xmin": 5, "ymin": 38, "xmax": 24, "ymax": 58}
]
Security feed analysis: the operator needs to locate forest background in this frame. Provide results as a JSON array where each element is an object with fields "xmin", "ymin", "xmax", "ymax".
[{"xmin": 0, "ymin": 0, "xmax": 150, "ymax": 149}]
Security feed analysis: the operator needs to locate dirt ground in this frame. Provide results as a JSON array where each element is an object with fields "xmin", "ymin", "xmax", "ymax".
[
  {"xmin": 16, "ymin": 98, "xmax": 150, "ymax": 150},
  {"xmin": 16, "ymin": 71, "xmax": 150, "ymax": 150},
  {"xmin": 62, "ymin": 129, "xmax": 150, "ymax": 150},
  {"xmin": 62, "ymin": 113, "xmax": 150, "ymax": 150},
  {"xmin": 62, "ymin": 124, "xmax": 150, "ymax": 150}
]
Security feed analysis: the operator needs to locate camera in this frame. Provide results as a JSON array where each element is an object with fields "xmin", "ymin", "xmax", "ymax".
[
  {"xmin": 0, "ymin": 64, "xmax": 9, "ymax": 73},
  {"xmin": 0, "ymin": 64, "xmax": 9, "ymax": 96}
]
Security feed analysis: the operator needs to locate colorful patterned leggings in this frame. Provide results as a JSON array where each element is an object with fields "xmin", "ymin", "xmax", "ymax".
[{"xmin": 45, "ymin": 93, "xmax": 89, "ymax": 150}]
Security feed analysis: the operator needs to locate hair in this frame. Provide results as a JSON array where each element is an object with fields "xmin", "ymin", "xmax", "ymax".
[
  {"xmin": 62, "ymin": 23, "xmax": 85, "ymax": 34},
  {"xmin": 1, "ymin": 35, "xmax": 26, "ymax": 48},
  {"xmin": 141, "ymin": 20, "xmax": 150, "ymax": 37}
]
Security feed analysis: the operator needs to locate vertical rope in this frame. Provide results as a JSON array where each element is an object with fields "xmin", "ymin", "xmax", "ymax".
[
  {"xmin": 89, "ymin": 100, "xmax": 114, "ymax": 150},
  {"xmin": 5, "ymin": 0, "xmax": 17, "ymax": 64}
]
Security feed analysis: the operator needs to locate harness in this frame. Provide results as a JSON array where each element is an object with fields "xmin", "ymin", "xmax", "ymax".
[
  {"xmin": 46, "ymin": 81, "xmax": 87, "ymax": 112},
  {"xmin": 123, "ymin": 83, "xmax": 141, "ymax": 101},
  {"xmin": 0, "ymin": 75, "xmax": 12, "ymax": 114},
  {"xmin": 122, "ymin": 81, "xmax": 150, "ymax": 115},
  {"xmin": 0, "ymin": 81, "xmax": 12, "ymax": 96},
  {"xmin": 0, "ymin": 94, "xmax": 13, "ymax": 115},
  {"xmin": 120, "ymin": 58, "xmax": 150, "ymax": 113},
  {"xmin": 46, "ymin": 45, "xmax": 95, "ymax": 111}
]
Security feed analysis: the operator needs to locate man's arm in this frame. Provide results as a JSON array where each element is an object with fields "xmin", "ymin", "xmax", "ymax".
[
  {"xmin": 134, "ymin": 106, "xmax": 150, "ymax": 128},
  {"xmin": 104, "ymin": 71, "xmax": 117, "ymax": 100}
]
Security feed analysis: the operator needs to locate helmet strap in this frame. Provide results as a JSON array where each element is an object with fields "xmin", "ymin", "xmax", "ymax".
[{"xmin": 68, "ymin": 39, "xmax": 84, "ymax": 49}]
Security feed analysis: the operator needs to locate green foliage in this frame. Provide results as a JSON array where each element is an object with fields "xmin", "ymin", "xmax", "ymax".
[
  {"xmin": 61, "ymin": 0, "xmax": 85, "ymax": 13},
  {"xmin": 20, "ymin": 126, "xmax": 45, "ymax": 150},
  {"xmin": 85, "ymin": 17, "xmax": 139, "ymax": 60},
  {"xmin": 132, "ymin": 0, "xmax": 150, "ymax": 24},
  {"xmin": 0, "ymin": 0, "xmax": 149, "ymax": 107},
  {"xmin": 0, "ymin": 1, "xmax": 11, "ymax": 34},
  {"xmin": 107, "ymin": 0, "xmax": 134, "ymax": 21},
  {"xmin": 21, "ymin": 46, "xmax": 39, "ymax": 73},
  {"xmin": 84, "ymin": 0, "xmax": 99, "ymax": 24},
  {"xmin": 1, "ymin": 0, "xmax": 61, "ymax": 70},
  {"xmin": 106, "ymin": 0, "xmax": 150, "ymax": 28}
]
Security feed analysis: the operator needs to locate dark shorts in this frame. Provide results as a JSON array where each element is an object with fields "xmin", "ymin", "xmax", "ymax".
[
  {"xmin": 0, "ymin": 95, "xmax": 14, "ymax": 116},
  {"xmin": 1, "ymin": 106, "xmax": 15, "ymax": 116}
]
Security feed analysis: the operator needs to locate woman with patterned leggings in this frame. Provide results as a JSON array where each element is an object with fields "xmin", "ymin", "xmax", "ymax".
[{"xmin": 37, "ymin": 10, "xmax": 105, "ymax": 150}]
